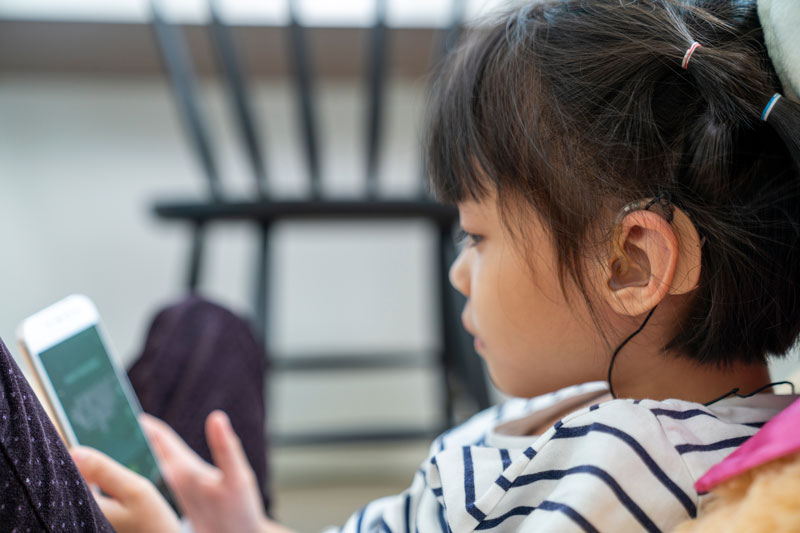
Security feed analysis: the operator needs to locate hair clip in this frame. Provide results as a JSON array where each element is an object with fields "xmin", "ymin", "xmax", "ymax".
[
  {"xmin": 761, "ymin": 93, "xmax": 782, "ymax": 121},
  {"xmin": 682, "ymin": 41, "xmax": 702, "ymax": 70}
]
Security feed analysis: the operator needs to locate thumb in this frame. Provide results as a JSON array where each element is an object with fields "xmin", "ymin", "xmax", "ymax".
[
  {"xmin": 71, "ymin": 446, "xmax": 150, "ymax": 502},
  {"xmin": 87, "ymin": 487, "xmax": 128, "ymax": 526}
]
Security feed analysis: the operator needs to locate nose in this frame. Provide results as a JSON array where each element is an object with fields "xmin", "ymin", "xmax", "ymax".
[{"xmin": 449, "ymin": 248, "xmax": 470, "ymax": 297}]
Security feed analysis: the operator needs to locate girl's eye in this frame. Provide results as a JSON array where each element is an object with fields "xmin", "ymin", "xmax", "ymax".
[{"xmin": 456, "ymin": 229, "xmax": 483, "ymax": 248}]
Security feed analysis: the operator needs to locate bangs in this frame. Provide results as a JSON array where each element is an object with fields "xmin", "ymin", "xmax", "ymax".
[{"xmin": 425, "ymin": 12, "xmax": 552, "ymax": 205}]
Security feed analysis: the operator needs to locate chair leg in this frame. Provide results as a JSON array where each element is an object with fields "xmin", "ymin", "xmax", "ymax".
[
  {"xmin": 186, "ymin": 223, "xmax": 206, "ymax": 291},
  {"xmin": 252, "ymin": 223, "xmax": 271, "ymax": 349}
]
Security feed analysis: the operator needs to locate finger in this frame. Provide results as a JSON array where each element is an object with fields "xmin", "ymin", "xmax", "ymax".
[
  {"xmin": 139, "ymin": 415, "xmax": 177, "ymax": 466},
  {"xmin": 205, "ymin": 410, "xmax": 254, "ymax": 487},
  {"xmin": 140, "ymin": 414, "xmax": 215, "ymax": 477},
  {"xmin": 71, "ymin": 446, "xmax": 149, "ymax": 502},
  {"xmin": 140, "ymin": 414, "xmax": 218, "ymax": 498},
  {"xmin": 140, "ymin": 414, "xmax": 199, "ymax": 460}
]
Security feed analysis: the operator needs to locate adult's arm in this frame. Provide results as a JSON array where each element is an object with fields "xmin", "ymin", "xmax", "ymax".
[{"xmin": 0, "ymin": 338, "xmax": 113, "ymax": 531}]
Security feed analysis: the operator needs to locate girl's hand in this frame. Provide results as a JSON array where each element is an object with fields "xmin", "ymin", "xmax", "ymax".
[
  {"xmin": 71, "ymin": 446, "xmax": 181, "ymax": 533},
  {"xmin": 141, "ymin": 411, "xmax": 287, "ymax": 533}
]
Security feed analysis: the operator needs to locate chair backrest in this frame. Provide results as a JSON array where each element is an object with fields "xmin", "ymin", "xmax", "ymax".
[
  {"xmin": 364, "ymin": 0, "xmax": 389, "ymax": 199},
  {"xmin": 285, "ymin": 0, "xmax": 321, "ymax": 198},
  {"xmin": 208, "ymin": 0, "xmax": 269, "ymax": 198},
  {"xmin": 150, "ymin": 0, "xmax": 224, "ymax": 201},
  {"xmin": 149, "ymin": 0, "xmax": 466, "ymax": 202}
]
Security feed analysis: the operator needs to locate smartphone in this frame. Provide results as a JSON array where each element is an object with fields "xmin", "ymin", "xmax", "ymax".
[{"xmin": 18, "ymin": 294, "xmax": 179, "ymax": 513}]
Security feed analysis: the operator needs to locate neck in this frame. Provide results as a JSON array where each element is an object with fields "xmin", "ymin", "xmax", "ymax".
[
  {"xmin": 611, "ymin": 353, "xmax": 772, "ymax": 404},
  {"xmin": 606, "ymin": 310, "xmax": 773, "ymax": 404}
]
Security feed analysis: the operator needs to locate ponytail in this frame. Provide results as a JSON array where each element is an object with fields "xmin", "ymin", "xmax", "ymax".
[{"xmin": 663, "ymin": 0, "xmax": 800, "ymax": 196}]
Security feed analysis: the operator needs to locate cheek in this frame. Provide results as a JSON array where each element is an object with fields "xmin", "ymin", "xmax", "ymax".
[
  {"xmin": 466, "ymin": 250, "xmax": 538, "ymax": 358},
  {"xmin": 478, "ymin": 251, "xmax": 596, "ymax": 361},
  {"xmin": 489, "ymin": 251, "xmax": 569, "ymax": 343}
]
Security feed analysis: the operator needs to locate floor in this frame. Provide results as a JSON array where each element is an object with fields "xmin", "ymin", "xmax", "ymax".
[
  {"xmin": 270, "ymin": 441, "xmax": 431, "ymax": 531},
  {"xmin": 274, "ymin": 480, "xmax": 411, "ymax": 532}
]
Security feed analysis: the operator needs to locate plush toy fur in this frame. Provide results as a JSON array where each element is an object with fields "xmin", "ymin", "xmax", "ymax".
[{"xmin": 673, "ymin": 452, "xmax": 800, "ymax": 533}]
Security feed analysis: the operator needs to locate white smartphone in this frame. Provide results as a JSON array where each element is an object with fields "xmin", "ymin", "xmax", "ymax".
[{"xmin": 18, "ymin": 294, "xmax": 178, "ymax": 512}]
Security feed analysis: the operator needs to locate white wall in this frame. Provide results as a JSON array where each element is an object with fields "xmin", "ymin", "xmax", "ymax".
[{"xmin": 0, "ymin": 73, "xmax": 444, "ymax": 439}]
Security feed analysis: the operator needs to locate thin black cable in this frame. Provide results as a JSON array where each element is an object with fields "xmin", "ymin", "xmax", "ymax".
[
  {"xmin": 607, "ymin": 192, "xmax": 670, "ymax": 400},
  {"xmin": 608, "ymin": 306, "xmax": 658, "ymax": 399},
  {"xmin": 607, "ymin": 191, "xmax": 791, "ymax": 404},
  {"xmin": 703, "ymin": 380, "xmax": 796, "ymax": 407}
]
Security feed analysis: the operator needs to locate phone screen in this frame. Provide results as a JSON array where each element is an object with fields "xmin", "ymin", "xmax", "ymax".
[{"xmin": 38, "ymin": 325, "xmax": 177, "ymax": 510}]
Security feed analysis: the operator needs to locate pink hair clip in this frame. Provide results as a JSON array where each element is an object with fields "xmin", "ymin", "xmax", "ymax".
[{"xmin": 682, "ymin": 41, "xmax": 702, "ymax": 70}]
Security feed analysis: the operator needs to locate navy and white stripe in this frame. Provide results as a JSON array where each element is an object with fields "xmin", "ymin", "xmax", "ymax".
[{"xmin": 324, "ymin": 384, "xmax": 796, "ymax": 533}]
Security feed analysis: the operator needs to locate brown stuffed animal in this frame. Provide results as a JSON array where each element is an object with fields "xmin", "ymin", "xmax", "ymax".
[{"xmin": 673, "ymin": 398, "xmax": 800, "ymax": 533}]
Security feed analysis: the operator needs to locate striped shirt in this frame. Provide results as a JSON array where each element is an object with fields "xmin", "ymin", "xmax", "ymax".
[{"xmin": 326, "ymin": 382, "xmax": 797, "ymax": 533}]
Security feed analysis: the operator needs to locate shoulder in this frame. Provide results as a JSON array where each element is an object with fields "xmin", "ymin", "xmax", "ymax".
[
  {"xmin": 542, "ymin": 393, "xmax": 780, "ymax": 455},
  {"xmin": 534, "ymin": 398, "xmax": 694, "ymax": 489},
  {"xmin": 429, "ymin": 398, "xmax": 706, "ymax": 532},
  {"xmin": 634, "ymin": 395, "xmax": 794, "ymax": 484},
  {"xmin": 430, "ymin": 382, "xmax": 608, "ymax": 454},
  {"xmin": 547, "ymin": 396, "xmax": 690, "ymax": 449},
  {"xmin": 543, "ymin": 396, "xmax": 773, "ymax": 485},
  {"xmin": 427, "ymin": 398, "xmax": 704, "ymax": 532}
]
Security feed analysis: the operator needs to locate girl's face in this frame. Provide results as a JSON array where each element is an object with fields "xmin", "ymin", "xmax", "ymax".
[{"xmin": 450, "ymin": 194, "xmax": 609, "ymax": 398}]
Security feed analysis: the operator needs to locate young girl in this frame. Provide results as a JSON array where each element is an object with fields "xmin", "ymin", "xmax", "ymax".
[{"xmin": 71, "ymin": 0, "xmax": 800, "ymax": 531}]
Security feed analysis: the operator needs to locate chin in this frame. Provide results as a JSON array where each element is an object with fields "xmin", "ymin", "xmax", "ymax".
[
  {"xmin": 488, "ymin": 370, "xmax": 537, "ymax": 399},
  {"xmin": 489, "ymin": 370, "xmax": 573, "ymax": 399},
  {"xmin": 501, "ymin": 383, "xmax": 546, "ymax": 399}
]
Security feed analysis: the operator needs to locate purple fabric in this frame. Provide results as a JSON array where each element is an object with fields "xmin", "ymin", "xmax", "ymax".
[
  {"xmin": 127, "ymin": 295, "xmax": 270, "ymax": 513},
  {"xmin": 0, "ymin": 338, "xmax": 113, "ymax": 532}
]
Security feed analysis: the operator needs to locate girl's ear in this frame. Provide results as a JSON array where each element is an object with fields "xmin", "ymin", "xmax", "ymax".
[{"xmin": 600, "ymin": 207, "xmax": 702, "ymax": 316}]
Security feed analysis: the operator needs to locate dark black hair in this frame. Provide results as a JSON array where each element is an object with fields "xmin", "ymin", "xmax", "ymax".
[{"xmin": 426, "ymin": 0, "xmax": 800, "ymax": 366}]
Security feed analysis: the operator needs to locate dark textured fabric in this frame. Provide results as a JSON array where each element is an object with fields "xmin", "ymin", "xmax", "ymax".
[
  {"xmin": 127, "ymin": 295, "xmax": 270, "ymax": 513},
  {"xmin": 0, "ymin": 338, "xmax": 113, "ymax": 532}
]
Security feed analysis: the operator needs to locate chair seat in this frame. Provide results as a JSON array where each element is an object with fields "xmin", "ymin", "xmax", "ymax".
[
  {"xmin": 153, "ymin": 198, "xmax": 458, "ymax": 224},
  {"xmin": 271, "ymin": 350, "xmax": 435, "ymax": 371}
]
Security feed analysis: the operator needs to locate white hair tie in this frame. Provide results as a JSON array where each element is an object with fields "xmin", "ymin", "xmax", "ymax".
[{"xmin": 682, "ymin": 41, "xmax": 702, "ymax": 70}]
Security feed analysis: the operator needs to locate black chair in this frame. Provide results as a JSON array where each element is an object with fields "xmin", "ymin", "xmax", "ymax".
[{"xmin": 148, "ymin": 0, "xmax": 489, "ymax": 445}]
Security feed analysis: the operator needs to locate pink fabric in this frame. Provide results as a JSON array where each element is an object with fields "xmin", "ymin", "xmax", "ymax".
[{"xmin": 695, "ymin": 396, "xmax": 800, "ymax": 492}]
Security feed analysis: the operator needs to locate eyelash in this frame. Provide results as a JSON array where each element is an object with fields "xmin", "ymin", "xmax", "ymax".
[{"xmin": 457, "ymin": 229, "xmax": 483, "ymax": 248}]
